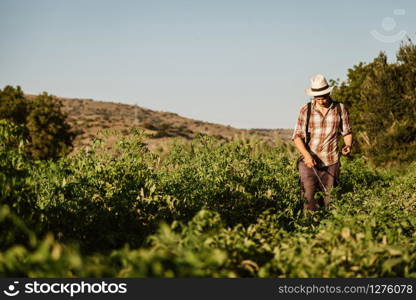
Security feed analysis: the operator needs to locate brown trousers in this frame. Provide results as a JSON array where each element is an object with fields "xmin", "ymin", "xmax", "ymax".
[{"xmin": 298, "ymin": 160, "xmax": 340, "ymax": 211}]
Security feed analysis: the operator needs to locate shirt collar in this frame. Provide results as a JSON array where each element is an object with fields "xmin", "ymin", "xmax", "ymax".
[{"xmin": 311, "ymin": 98, "xmax": 335, "ymax": 111}]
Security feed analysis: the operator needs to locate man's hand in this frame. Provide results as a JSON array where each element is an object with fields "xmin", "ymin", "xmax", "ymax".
[
  {"xmin": 304, "ymin": 153, "xmax": 316, "ymax": 168},
  {"xmin": 293, "ymin": 137, "xmax": 316, "ymax": 168},
  {"xmin": 342, "ymin": 145, "xmax": 351, "ymax": 156}
]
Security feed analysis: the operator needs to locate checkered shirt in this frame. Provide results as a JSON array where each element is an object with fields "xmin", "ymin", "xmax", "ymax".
[{"xmin": 292, "ymin": 100, "xmax": 352, "ymax": 166}]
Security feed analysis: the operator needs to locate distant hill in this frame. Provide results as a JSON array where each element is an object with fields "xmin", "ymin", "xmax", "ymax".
[{"xmin": 26, "ymin": 95, "xmax": 293, "ymax": 154}]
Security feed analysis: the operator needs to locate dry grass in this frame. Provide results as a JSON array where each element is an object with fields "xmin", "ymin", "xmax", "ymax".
[{"xmin": 25, "ymin": 94, "xmax": 293, "ymax": 155}]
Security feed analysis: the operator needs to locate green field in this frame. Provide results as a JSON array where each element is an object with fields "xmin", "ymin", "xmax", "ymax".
[{"xmin": 1, "ymin": 120, "xmax": 415, "ymax": 277}]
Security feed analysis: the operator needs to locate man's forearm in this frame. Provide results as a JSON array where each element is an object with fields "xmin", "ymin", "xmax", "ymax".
[
  {"xmin": 293, "ymin": 137, "xmax": 310, "ymax": 157},
  {"xmin": 343, "ymin": 133, "xmax": 353, "ymax": 147}
]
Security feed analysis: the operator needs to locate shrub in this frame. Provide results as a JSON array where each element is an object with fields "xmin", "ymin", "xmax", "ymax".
[{"xmin": 0, "ymin": 86, "xmax": 75, "ymax": 160}]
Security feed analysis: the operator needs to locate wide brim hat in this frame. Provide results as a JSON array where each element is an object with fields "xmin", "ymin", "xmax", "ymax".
[{"xmin": 305, "ymin": 74, "xmax": 333, "ymax": 96}]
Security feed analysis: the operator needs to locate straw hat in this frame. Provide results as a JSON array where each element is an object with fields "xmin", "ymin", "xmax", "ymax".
[{"xmin": 305, "ymin": 74, "xmax": 333, "ymax": 96}]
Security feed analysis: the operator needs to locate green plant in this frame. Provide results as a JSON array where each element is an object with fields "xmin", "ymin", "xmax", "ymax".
[{"xmin": 0, "ymin": 86, "xmax": 75, "ymax": 160}]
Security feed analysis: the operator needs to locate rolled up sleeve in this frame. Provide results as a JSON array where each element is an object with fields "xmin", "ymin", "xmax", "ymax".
[
  {"xmin": 291, "ymin": 105, "xmax": 307, "ymax": 141},
  {"xmin": 340, "ymin": 103, "xmax": 352, "ymax": 136}
]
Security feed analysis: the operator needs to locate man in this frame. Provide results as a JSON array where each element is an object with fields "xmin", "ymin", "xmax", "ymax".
[{"xmin": 292, "ymin": 74, "xmax": 353, "ymax": 211}]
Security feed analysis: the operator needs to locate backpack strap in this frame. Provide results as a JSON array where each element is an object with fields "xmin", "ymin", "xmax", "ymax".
[
  {"xmin": 336, "ymin": 102, "xmax": 343, "ymax": 133},
  {"xmin": 305, "ymin": 102, "xmax": 312, "ymax": 147},
  {"xmin": 305, "ymin": 101, "xmax": 343, "ymax": 145}
]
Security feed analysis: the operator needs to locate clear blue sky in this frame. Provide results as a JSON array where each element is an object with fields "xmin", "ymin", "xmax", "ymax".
[{"xmin": 1, "ymin": 0, "xmax": 415, "ymax": 128}]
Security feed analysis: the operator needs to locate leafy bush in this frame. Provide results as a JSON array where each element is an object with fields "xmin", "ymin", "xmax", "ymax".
[
  {"xmin": 0, "ymin": 127, "xmax": 415, "ymax": 277},
  {"xmin": 0, "ymin": 86, "xmax": 75, "ymax": 160},
  {"xmin": 25, "ymin": 92, "xmax": 75, "ymax": 160},
  {"xmin": 331, "ymin": 40, "xmax": 416, "ymax": 166},
  {"xmin": 0, "ymin": 120, "xmax": 39, "ymax": 247}
]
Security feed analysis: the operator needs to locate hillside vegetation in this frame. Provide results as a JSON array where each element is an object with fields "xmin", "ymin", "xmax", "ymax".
[{"xmin": 25, "ymin": 94, "xmax": 292, "ymax": 154}]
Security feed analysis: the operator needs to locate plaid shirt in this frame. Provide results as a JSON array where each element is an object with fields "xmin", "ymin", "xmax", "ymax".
[{"xmin": 292, "ymin": 100, "xmax": 352, "ymax": 166}]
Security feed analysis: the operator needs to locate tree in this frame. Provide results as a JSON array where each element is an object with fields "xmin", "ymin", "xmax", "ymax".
[
  {"xmin": 26, "ymin": 92, "xmax": 75, "ymax": 160},
  {"xmin": 332, "ymin": 39, "xmax": 416, "ymax": 166},
  {"xmin": 0, "ymin": 86, "xmax": 75, "ymax": 160},
  {"xmin": 0, "ymin": 85, "xmax": 28, "ymax": 126}
]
